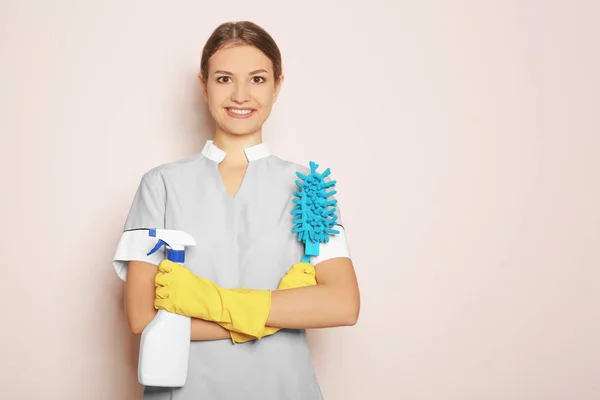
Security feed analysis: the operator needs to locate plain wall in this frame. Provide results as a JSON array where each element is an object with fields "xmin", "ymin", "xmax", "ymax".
[{"xmin": 1, "ymin": 1, "xmax": 599, "ymax": 399}]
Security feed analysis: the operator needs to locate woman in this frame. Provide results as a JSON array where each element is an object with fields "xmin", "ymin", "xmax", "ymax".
[{"xmin": 113, "ymin": 21, "xmax": 360, "ymax": 399}]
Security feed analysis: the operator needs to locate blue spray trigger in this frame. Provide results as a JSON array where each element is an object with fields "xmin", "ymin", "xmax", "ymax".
[
  {"xmin": 147, "ymin": 238, "xmax": 186, "ymax": 263},
  {"xmin": 145, "ymin": 229, "xmax": 194, "ymax": 264},
  {"xmin": 147, "ymin": 238, "xmax": 168, "ymax": 256}
]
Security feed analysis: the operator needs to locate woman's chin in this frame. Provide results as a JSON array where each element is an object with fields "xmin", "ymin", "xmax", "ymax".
[
  {"xmin": 218, "ymin": 122, "xmax": 262, "ymax": 137},
  {"xmin": 218, "ymin": 129, "xmax": 257, "ymax": 138}
]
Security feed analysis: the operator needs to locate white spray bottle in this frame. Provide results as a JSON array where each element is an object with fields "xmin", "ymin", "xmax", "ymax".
[{"xmin": 138, "ymin": 228, "xmax": 196, "ymax": 387}]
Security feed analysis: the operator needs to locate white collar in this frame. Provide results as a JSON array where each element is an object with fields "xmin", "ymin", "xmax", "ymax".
[{"xmin": 201, "ymin": 140, "xmax": 270, "ymax": 163}]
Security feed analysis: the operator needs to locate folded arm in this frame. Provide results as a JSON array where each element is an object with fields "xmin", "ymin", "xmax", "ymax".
[
  {"xmin": 152, "ymin": 256, "xmax": 361, "ymax": 338},
  {"xmin": 265, "ymin": 257, "xmax": 360, "ymax": 329},
  {"xmin": 125, "ymin": 261, "xmax": 230, "ymax": 341}
]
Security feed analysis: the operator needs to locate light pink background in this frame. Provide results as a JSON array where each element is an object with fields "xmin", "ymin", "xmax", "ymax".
[{"xmin": 1, "ymin": 1, "xmax": 599, "ymax": 399}]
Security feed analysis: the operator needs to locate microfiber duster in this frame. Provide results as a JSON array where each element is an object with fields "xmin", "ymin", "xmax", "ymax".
[{"xmin": 292, "ymin": 161, "xmax": 341, "ymax": 262}]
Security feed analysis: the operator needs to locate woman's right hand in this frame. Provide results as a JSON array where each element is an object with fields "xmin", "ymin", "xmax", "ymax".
[{"xmin": 226, "ymin": 262, "xmax": 318, "ymax": 344}]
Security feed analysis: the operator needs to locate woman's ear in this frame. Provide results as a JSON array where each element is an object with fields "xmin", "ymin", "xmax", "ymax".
[
  {"xmin": 198, "ymin": 73, "xmax": 208, "ymax": 103},
  {"xmin": 273, "ymin": 75, "xmax": 284, "ymax": 104}
]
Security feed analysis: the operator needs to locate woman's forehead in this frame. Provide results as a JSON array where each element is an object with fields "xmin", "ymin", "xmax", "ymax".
[{"xmin": 209, "ymin": 45, "xmax": 273, "ymax": 74}]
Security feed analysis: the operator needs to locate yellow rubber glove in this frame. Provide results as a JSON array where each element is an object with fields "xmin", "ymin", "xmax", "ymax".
[
  {"xmin": 154, "ymin": 260, "xmax": 271, "ymax": 339},
  {"xmin": 226, "ymin": 262, "xmax": 317, "ymax": 344}
]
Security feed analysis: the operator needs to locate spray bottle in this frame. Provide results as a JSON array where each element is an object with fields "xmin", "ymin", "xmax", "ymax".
[{"xmin": 138, "ymin": 228, "xmax": 196, "ymax": 387}]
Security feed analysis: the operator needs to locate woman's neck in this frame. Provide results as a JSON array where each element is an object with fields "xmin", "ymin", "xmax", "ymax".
[{"xmin": 212, "ymin": 129, "xmax": 262, "ymax": 167}]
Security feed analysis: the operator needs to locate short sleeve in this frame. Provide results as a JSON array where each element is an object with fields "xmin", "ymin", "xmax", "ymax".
[
  {"xmin": 112, "ymin": 171, "xmax": 166, "ymax": 281},
  {"xmin": 311, "ymin": 183, "xmax": 352, "ymax": 266}
]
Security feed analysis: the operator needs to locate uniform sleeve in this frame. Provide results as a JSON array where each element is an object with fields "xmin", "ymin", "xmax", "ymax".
[
  {"xmin": 112, "ymin": 171, "xmax": 166, "ymax": 281},
  {"xmin": 311, "ymin": 183, "xmax": 352, "ymax": 266}
]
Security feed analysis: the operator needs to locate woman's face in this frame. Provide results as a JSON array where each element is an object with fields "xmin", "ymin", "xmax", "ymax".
[{"xmin": 200, "ymin": 44, "xmax": 283, "ymax": 137}]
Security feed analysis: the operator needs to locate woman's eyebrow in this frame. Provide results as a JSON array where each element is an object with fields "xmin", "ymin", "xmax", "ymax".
[
  {"xmin": 249, "ymin": 69, "xmax": 268, "ymax": 75},
  {"xmin": 213, "ymin": 69, "xmax": 269, "ymax": 76}
]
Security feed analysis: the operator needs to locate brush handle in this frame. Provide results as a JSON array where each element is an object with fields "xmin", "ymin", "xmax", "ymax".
[{"xmin": 305, "ymin": 241, "xmax": 320, "ymax": 258}]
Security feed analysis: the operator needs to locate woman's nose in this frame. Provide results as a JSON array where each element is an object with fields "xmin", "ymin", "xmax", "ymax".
[{"xmin": 231, "ymin": 82, "xmax": 250, "ymax": 103}]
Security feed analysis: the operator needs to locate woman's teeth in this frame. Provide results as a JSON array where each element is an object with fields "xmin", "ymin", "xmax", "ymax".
[{"xmin": 227, "ymin": 108, "xmax": 253, "ymax": 115}]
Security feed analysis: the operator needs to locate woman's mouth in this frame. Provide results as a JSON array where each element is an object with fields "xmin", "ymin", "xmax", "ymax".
[{"xmin": 225, "ymin": 107, "xmax": 256, "ymax": 119}]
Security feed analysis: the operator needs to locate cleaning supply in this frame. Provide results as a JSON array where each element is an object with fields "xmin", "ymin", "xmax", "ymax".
[
  {"xmin": 292, "ymin": 161, "xmax": 341, "ymax": 262},
  {"xmin": 138, "ymin": 228, "xmax": 196, "ymax": 387},
  {"xmin": 228, "ymin": 160, "xmax": 344, "ymax": 344}
]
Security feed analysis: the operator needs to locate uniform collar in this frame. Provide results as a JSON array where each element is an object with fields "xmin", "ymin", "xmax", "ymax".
[{"xmin": 201, "ymin": 140, "xmax": 270, "ymax": 163}]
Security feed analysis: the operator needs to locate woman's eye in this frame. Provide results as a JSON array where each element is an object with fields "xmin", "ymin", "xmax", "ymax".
[
  {"xmin": 251, "ymin": 76, "xmax": 266, "ymax": 84},
  {"xmin": 217, "ymin": 76, "xmax": 231, "ymax": 83}
]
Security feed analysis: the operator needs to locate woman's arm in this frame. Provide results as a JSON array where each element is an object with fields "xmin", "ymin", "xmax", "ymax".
[
  {"xmin": 265, "ymin": 257, "xmax": 360, "ymax": 329},
  {"xmin": 125, "ymin": 261, "xmax": 230, "ymax": 340}
]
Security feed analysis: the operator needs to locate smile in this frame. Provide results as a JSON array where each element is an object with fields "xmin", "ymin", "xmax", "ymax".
[{"xmin": 225, "ymin": 108, "xmax": 256, "ymax": 119}]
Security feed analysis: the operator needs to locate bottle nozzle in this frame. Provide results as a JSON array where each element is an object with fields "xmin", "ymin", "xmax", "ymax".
[{"xmin": 145, "ymin": 228, "xmax": 196, "ymax": 264}]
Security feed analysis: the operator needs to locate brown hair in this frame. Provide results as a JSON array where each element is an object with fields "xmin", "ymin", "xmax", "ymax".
[{"xmin": 200, "ymin": 21, "xmax": 283, "ymax": 82}]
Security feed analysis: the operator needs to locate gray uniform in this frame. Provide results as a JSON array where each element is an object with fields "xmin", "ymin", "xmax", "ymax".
[{"xmin": 112, "ymin": 140, "xmax": 351, "ymax": 400}]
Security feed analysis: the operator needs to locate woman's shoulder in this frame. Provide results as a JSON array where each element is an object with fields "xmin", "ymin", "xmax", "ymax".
[
  {"xmin": 138, "ymin": 152, "xmax": 207, "ymax": 183},
  {"xmin": 267, "ymin": 155, "xmax": 311, "ymax": 176}
]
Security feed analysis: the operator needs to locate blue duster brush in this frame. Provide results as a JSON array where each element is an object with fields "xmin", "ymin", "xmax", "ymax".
[{"xmin": 292, "ymin": 161, "xmax": 341, "ymax": 263}]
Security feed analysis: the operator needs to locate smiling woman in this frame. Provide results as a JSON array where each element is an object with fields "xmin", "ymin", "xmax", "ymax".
[
  {"xmin": 113, "ymin": 21, "xmax": 359, "ymax": 400},
  {"xmin": 198, "ymin": 22, "xmax": 284, "ymax": 140}
]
